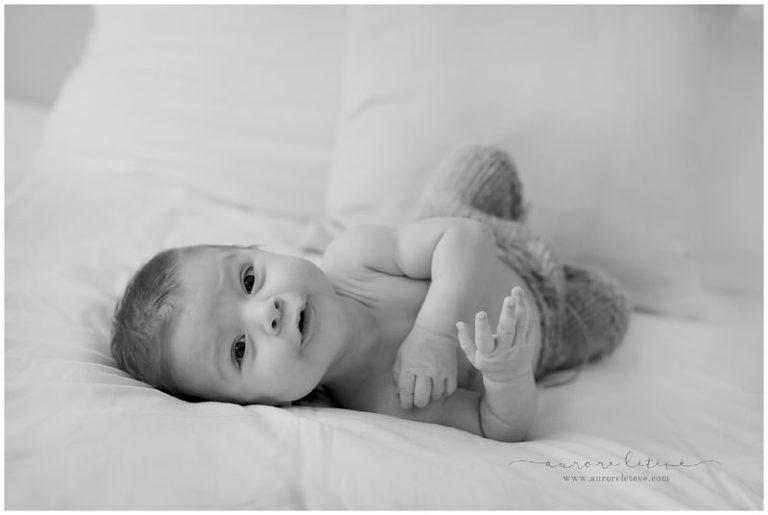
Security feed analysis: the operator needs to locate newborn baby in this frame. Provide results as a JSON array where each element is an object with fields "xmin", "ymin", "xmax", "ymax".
[{"xmin": 111, "ymin": 146, "xmax": 631, "ymax": 442}]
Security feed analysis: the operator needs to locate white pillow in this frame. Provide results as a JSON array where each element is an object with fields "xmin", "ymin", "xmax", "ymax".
[
  {"xmin": 693, "ymin": 9, "xmax": 762, "ymax": 295},
  {"xmin": 36, "ymin": 5, "xmax": 346, "ymax": 219},
  {"xmin": 310, "ymin": 5, "xmax": 742, "ymax": 317}
]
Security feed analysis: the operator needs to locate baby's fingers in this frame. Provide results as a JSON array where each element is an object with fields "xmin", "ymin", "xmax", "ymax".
[
  {"xmin": 496, "ymin": 294, "xmax": 518, "ymax": 348},
  {"xmin": 398, "ymin": 371, "xmax": 416, "ymax": 410},
  {"xmin": 456, "ymin": 321, "xmax": 476, "ymax": 361},
  {"xmin": 413, "ymin": 375, "xmax": 432, "ymax": 409},
  {"xmin": 497, "ymin": 287, "xmax": 528, "ymax": 349},
  {"xmin": 445, "ymin": 374, "xmax": 457, "ymax": 397},
  {"xmin": 512, "ymin": 288, "xmax": 530, "ymax": 339},
  {"xmin": 430, "ymin": 376, "xmax": 445, "ymax": 401},
  {"xmin": 475, "ymin": 312, "xmax": 495, "ymax": 354}
]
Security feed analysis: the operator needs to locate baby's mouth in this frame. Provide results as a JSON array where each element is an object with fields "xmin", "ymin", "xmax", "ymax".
[
  {"xmin": 298, "ymin": 307, "xmax": 306, "ymax": 338},
  {"xmin": 297, "ymin": 301, "xmax": 310, "ymax": 347}
]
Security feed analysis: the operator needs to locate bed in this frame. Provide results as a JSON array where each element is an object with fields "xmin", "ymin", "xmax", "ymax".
[{"xmin": 5, "ymin": 6, "xmax": 763, "ymax": 509}]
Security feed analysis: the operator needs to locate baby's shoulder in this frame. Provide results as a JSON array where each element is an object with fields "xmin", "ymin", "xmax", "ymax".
[
  {"xmin": 321, "ymin": 224, "xmax": 398, "ymax": 277},
  {"xmin": 320, "ymin": 224, "xmax": 429, "ymax": 315}
]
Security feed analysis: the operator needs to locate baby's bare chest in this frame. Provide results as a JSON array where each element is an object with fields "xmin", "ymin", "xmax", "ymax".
[
  {"xmin": 334, "ymin": 269, "xmax": 428, "ymax": 355},
  {"xmin": 330, "ymin": 266, "xmax": 502, "ymax": 389}
]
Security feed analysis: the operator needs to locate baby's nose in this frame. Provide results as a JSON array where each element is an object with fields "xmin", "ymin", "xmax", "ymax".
[{"xmin": 263, "ymin": 296, "xmax": 282, "ymax": 336}]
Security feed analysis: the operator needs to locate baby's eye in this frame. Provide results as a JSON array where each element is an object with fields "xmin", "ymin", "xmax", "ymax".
[
  {"xmin": 242, "ymin": 265, "xmax": 256, "ymax": 294},
  {"xmin": 233, "ymin": 335, "xmax": 246, "ymax": 367}
]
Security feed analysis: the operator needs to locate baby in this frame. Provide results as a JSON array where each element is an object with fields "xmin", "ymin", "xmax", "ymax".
[{"xmin": 111, "ymin": 146, "xmax": 631, "ymax": 442}]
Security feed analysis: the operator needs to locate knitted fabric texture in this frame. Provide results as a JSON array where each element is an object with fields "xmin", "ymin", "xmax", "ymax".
[{"xmin": 415, "ymin": 145, "xmax": 631, "ymax": 380}]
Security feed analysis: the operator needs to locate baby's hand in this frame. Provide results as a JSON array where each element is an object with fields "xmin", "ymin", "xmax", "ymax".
[
  {"xmin": 456, "ymin": 287, "xmax": 534, "ymax": 384},
  {"xmin": 393, "ymin": 324, "xmax": 458, "ymax": 410}
]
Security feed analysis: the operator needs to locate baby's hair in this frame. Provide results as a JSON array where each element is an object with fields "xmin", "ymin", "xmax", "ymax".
[{"xmin": 110, "ymin": 248, "xmax": 184, "ymax": 394}]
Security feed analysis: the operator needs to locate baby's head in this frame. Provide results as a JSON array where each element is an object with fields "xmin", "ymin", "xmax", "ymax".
[{"xmin": 111, "ymin": 244, "xmax": 342, "ymax": 405}]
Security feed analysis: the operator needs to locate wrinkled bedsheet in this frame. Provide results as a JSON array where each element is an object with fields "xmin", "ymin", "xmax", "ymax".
[{"xmin": 5, "ymin": 100, "xmax": 762, "ymax": 509}]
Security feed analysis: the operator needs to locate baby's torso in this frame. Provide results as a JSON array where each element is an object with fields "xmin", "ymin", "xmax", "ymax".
[{"xmin": 322, "ymin": 246, "xmax": 540, "ymax": 411}]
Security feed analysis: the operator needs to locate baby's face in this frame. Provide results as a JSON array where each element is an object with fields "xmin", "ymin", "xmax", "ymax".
[{"xmin": 165, "ymin": 245, "xmax": 343, "ymax": 404}]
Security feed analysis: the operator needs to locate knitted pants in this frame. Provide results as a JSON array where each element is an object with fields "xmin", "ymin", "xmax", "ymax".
[{"xmin": 415, "ymin": 146, "xmax": 631, "ymax": 381}]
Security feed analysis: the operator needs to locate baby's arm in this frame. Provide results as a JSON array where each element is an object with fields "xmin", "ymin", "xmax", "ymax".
[
  {"xmin": 369, "ymin": 287, "xmax": 536, "ymax": 442},
  {"xmin": 455, "ymin": 287, "xmax": 537, "ymax": 441},
  {"xmin": 394, "ymin": 217, "xmax": 496, "ymax": 409},
  {"xmin": 329, "ymin": 217, "xmax": 495, "ymax": 409}
]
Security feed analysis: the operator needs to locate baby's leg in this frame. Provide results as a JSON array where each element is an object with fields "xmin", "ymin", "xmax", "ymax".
[
  {"xmin": 415, "ymin": 146, "xmax": 562, "ymax": 377},
  {"xmin": 416, "ymin": 145, "xmax": 528, "ymax": 222},
  {"xmin": 556, "ymin": 264, "xmax": 632, "ymax": 372},
  {"xmin": 416, "ymin": 145, "xmax": 631, "ymax": 382}
]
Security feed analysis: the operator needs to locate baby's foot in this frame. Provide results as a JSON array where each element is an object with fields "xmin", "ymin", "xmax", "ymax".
[
  {"xmin": 550, "ymin": 265, "xmax": 631, "ymax": 372},
  {"xmin": 418, "ymin": 146, "xmax": 528, "ymax": 222},
  {"xmin": 535, "ymin": 265, "xmax": 630, "ymax": 382}
]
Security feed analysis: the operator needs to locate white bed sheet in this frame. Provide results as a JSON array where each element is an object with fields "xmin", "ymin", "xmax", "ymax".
[{"xmin": 5, "ymin": 99, "xmax": 763, "ymax": 509}]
